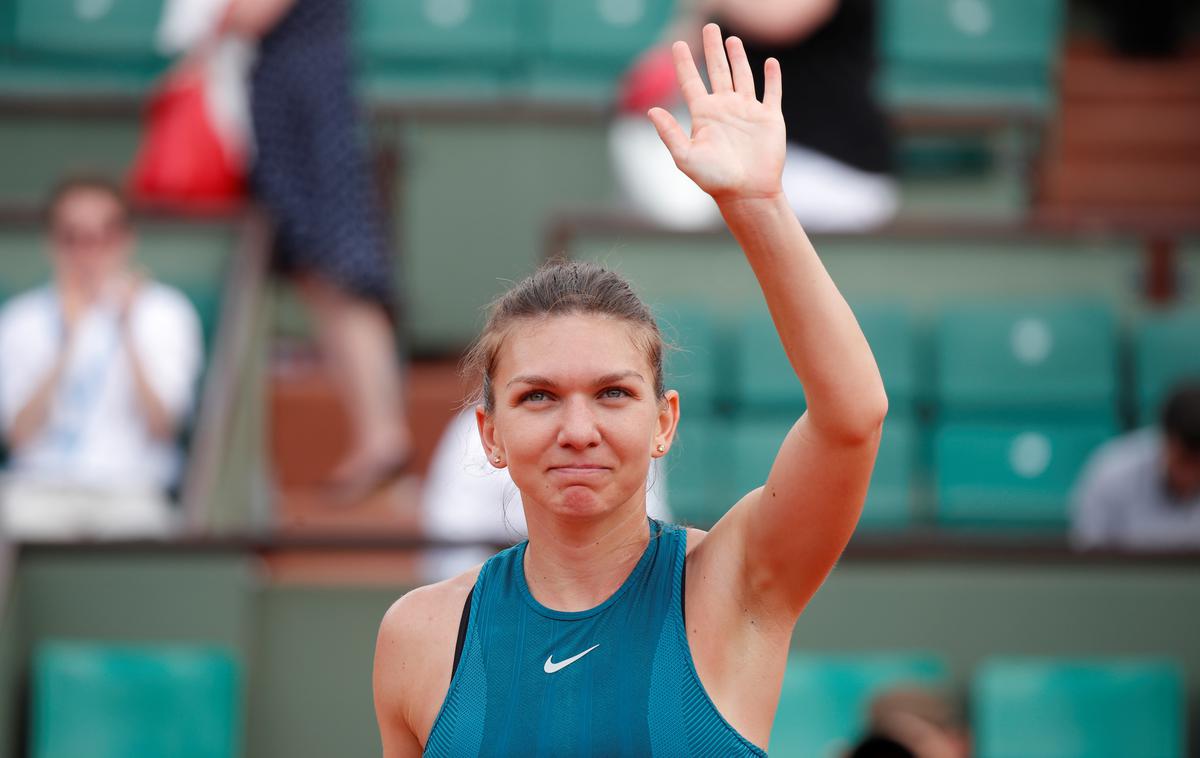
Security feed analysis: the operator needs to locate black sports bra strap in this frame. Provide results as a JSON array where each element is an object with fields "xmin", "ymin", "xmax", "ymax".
[{"xmin": 451, "ymin": 587, "xmax": 473, "ymax": 677}]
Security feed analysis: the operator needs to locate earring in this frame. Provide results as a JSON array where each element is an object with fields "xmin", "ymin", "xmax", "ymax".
[
  {"xmin": 493, "ymin": 454, "xmax": 502, "ymax": 464},
  {"xmin": 656, "ymin": 444, "xmax": 665, "ymax": 453}
]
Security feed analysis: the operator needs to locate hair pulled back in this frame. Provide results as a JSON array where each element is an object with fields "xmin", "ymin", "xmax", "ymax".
[{"xmin": 464, "ymin": 260, "xmax": 665, "ymax": 413}]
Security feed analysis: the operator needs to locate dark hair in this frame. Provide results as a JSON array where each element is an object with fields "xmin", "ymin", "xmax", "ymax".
[
  {"xmin": 463, "ymin": 260, "xmax": 665, "ymax": 412},
  {"xmin": 44, "ymin": 173, "xmax": 132, "ymax": 229},
  {"xmin": 846, "ymin": 735, "xmax": 916, "ymax": 758},
  {"xmin": 1162, "ymin": 378, "xmax": 1200, "ymax": 454}
]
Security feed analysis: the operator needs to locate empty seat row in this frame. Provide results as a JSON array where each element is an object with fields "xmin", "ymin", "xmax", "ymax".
[
  {"xmin": 659, "ymin": 301, "xmax": 1200, "ymax": 529},
  {"xmin": 659, "ymin": 300, "xmax": 1200, "ymax": 426},
  {"xmin": 772, "ymin": 653, "xmax": 1183, "ymax": 758},
  {"xmin": 0, "ymin": 0, "xmax": 1065, "ymax": 110},
  {"xmin": 28, "ymin": 643, "xmax": 1183, "ymax": 758}
]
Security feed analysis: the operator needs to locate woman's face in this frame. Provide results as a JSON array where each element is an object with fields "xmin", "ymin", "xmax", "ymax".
[{"xmin": 479, "ymin": 313, "xmax": 678, "ymax": 520}]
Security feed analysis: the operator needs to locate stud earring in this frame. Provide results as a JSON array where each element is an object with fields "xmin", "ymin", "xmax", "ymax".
[
  {"xmin": 493, "ymin": 454, "xmax": 502, "ymax": 464},
  {"xmin": 656, "ymin": 444, "xmax": 665, "ymax": 453}
]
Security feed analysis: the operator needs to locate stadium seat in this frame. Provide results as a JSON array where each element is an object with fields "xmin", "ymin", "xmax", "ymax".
[
  {"xmin": 1134, "ymin": 307, "xmax": 1200, "ymax": 423},
  {"xmin": 934, "ymin": 299, "xmax": 1119, "ymax": 424},
  {"xmin": 666, "ymin": 413, "xmax": 731, "ymax": 528},
  {"xmin": 879, "ymin": 0, "xmax": 1066, "ymax": 112},
  {"xmin": 30, "ymin": 642, "xmax": 242, "ymax": 758},
  {"xmin": 732, "ymin": 309, "xmax": 806, "ymax": 414},
  {"xmin": 863, "ymin": 417, "xmax": 916, "ymax": 529},
  {"xmin": 934, "ymin": 423, "xmax": 1114, "ymax": 526},
  {"xmin": 973, "ymin": 657, "xmax": 1184, "ymax": 758},
  {"xmin": 657, "ymin": 302, "xmax": 723, "ymax": 414},
  {"xmin": 526, "ymin": 0, "xmax": 676, "ymax": 101},
  {"xmin": 772, "ymin": 653, "xmax": 948, "ymax": 758},
  {"xmin": 13, "ymin": 0, "xmax": 162, "ymax": 61},
  {"xmin": 851, "ymin": 301, "xmax": 921, "ymax": 418},
  {"xmin": 354, "ymin": 0, "xmax": 524, "ymax": 97},
  {"xmin": 727, "ymin": 415, "xmax": 915, "ymax": 529}
]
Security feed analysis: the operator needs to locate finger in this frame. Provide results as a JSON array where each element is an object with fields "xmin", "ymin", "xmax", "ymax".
[
  {"xmin": 763, "ymin": 56, "xmax": 782, "ymax": 112},
  {"xmin": 725, "ymin": 35, "xmax": 755, "ymax": 98},
  {"xmin": 647, "ymin": 107, "xmax": 690, "ymax": 166},
  {"xmin": 670, "ymin": 40, "xmax": 709, "ymax": 108},
  {"xmin": 702, "ymin": 23, "xmax": 733, "ymax": 94}
]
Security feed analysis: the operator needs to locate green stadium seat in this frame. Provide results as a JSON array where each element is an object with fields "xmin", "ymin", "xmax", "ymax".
[
  {"xmin": 666, "ymin": 413, "xmax": 731, "ymax": 527},
  {"xmin": 656, "ymin": 302, "xmax": 723, "ymax": 414},
  {"xmin": 934, "ymin": 423, "xmax": 1114, "ymax": 527},
  {"xmin": 733, "ymin": 310, "xmax": 806, "ymax": 414},
  {"xmin": 851, "ymin": 301, "xmax": 921, "ymax": 418},
  {"xmin": 863, "ymin": 417, "xmax": 915, "ymax": 529},
  {"xmin": 1134, "ymin": 307, "xmax": 1200, "ymax": 423},
  {"xmin": 30, "ymin": 642, "xmax": 241, "ymax": 758},
  {"xmin": 354, "ymin": 0, "xmax": 524, "ymax": 97},
  {"xmin": 974, "ymin": 657, "xmax": 1184, "ymax": 758},
  {"xmin": 726, "ymin": 415, "xmax": 915, "ymax": 529},
  {"xmin": 772, "ymin": 653, "xmax": 948, "ymax": 757},
  {"xmin": 526, "ymin": 0, "xmax": 676, "ymax": 101},
  {"xmin": 934, "ymin": 300, "xmax": 1119, "ymax": 424},
  {"xmin": 880, "ymin": 0, "xmax": 1066, "ymax": 112},
  {"xmin": 13, "ymin": 0, "xmax": 162, "ymax": 61}
]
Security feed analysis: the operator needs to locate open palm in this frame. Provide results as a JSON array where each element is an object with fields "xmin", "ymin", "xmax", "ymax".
[{"xmin": 648, "ymin": 24, "xmax": 786, "ymax": 202}]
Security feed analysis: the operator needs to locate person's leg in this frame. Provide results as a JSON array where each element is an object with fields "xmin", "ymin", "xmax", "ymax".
[
  {"xmin": 780, "ymin": 143, "xmax": 900, "ymax": 233},
  {"xmin": 609, "ymin": 113, "xmax": 722, "ymax": 230},
  {"xmin": 296, "ymin": 273, "xmax": 412, "ymax": 489}
]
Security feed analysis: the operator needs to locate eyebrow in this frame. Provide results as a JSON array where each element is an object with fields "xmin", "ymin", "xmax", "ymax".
[{"xmin": 506, "ymin": 370, "xmax": 646, "ymax": 388}]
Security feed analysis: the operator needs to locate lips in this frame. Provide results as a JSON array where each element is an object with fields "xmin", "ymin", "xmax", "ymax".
[{"xmin": 548, "ymin": 465, "xmax": 610, "ymax": 475}]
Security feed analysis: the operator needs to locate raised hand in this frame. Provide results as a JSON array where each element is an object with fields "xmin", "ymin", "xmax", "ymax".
[{"xmin": 648, "ymin": 23, "xmax": 786, "ymax": 204}]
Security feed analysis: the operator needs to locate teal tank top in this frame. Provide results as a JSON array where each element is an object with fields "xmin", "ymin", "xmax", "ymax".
[{"xmin": 423, "ymin": 519, "xmax": 767, "ymax": 757}]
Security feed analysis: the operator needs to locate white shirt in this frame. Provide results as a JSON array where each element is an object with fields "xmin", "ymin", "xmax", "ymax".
[
  {"xmin": 0, "ymin": 283, "xmax": 203, "ymax": 491},
  {"xmin": 1070, "ymin": 428, "xmax": 1200, "ymax": 551}
]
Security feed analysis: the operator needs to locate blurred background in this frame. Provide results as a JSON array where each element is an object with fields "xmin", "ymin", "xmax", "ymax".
[{"xmin": 0, "ymin": 0, "xmax": 1198, "ymax": 756}]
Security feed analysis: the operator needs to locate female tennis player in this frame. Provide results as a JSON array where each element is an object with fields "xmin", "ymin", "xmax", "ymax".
[{"xmin": 373, "ymin": 23, "xmax": 886, "ymax": 756}]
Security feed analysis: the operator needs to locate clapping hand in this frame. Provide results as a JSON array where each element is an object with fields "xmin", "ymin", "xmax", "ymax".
[{"xmin": 648, "ymin": 23, "xmax": 786, "ymax": 204}]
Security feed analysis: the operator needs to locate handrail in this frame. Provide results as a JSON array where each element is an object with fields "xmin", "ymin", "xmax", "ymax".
[{"xmin": 181, "ymin": 210, "xmax": 272, "ymax": 534}]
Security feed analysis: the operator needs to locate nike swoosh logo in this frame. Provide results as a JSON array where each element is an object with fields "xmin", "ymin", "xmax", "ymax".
[{"xmin": 543, "ymin": 644, "xmax": 600, "ymax": 674}]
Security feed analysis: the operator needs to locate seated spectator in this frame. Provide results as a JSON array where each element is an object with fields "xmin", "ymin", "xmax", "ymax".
[
  {"xmin": 846, "ymin": 686, "xmax": 969, "ymax": 758},
  {"xmin": 421, "ymin": 406, "xmax": 672, "ymax": 581},
  {"xmin": 1071, "ymin": 379, "xmax": 1200, "ymax": 551},
  {"xmin": 0, "ymin": 176, "xmax": 203, "ymax": 539}
]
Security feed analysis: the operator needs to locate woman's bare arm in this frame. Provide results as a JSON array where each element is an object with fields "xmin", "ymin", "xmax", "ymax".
[{"xmin": 649, "ymin": 24, "xmax": 886, "ymax": 620}]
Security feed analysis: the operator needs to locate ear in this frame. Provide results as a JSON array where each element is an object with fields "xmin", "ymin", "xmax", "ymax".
[
  {"xmin": 652, "ymin": 390, "xmax": 680, "ymax": 457},
  {"xmin": 476, "ymin": 403, "xmax": 505, "ymax": 468}
]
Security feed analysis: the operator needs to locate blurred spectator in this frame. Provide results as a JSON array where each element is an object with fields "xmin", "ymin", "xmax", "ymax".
[
  {"xmin": 219, "ymin": 0, "xmax": 411, "ymax": 503},
  {"xmin": 611, "ymin": 0, "xmax": 897, "ymax": 232},
  {"xmin": 846, "ymin": 686, "xmax": 970, "ymax": 758},
  {"xmin": 0, "ymin": 176, "xmax": 202, "ymax": 539},
  {"xmin": 421, "ymin": 407, "xmax": 672, "ymax": 581},
  {"xmin": 1071, "ymin": 380, "xmax": 1200, "ymax": 551}
]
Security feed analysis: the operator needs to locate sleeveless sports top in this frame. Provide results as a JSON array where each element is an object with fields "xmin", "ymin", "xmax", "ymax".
[{"xmin": 423, "ymin": 519, "xmax": 767, "ymax": 757}]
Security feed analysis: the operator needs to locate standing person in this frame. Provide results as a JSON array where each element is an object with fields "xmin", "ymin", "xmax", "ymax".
[
  {"xmin": 219, "ymin": 0, "xmax": 411, "ymax": 502},
  {"xmin": 373, "ymin": 24, "xmax": 887, "ymax": 755},
  {"xmin": 0, "ymin": 176, "xmax": 202, "ymax": 539},
  {"xmin": 612, "ymin": 0, "xmax": 897, "ymax": 232}
]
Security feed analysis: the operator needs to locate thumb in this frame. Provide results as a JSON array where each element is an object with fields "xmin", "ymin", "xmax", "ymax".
[{"xmin": 647, "ymin": 107, "xmax": 690, "ymax": 167}]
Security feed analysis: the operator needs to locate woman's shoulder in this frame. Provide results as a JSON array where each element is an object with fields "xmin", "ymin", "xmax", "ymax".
[
  {"xmin": 374, "ymin": 565, "xmax": 483, "ymax": 738},
  {"xmin": 378, "ymin": 565, "xmax": 482, "ymax": 649}
]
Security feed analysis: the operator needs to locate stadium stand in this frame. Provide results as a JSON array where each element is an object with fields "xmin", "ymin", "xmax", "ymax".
[
  {"xmin": 30, "ymin": 642, "xmax": 241, "ymax": 758},
  {"xmin": 771, "ymin": 652, "xmax": 949, "ymax": 757},
  {"xmin": 974, "ymin": 657, "xmax": 1186, "ymax": 758},
  {"xmin": 0, "ymin": 2, "xmax": 1198, "ymax": 757}
]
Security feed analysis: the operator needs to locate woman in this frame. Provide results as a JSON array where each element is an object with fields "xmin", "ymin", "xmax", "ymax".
[
  {"xmin": 220, "ymin": 0, "xmax": 412, "ymax": 500},
  {"xmin": 373, "ymin": 24, "xmax": 887, "ymax": 755}
]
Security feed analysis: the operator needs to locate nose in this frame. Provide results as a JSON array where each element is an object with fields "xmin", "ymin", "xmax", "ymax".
[{"xmin": 556, "ymin": 395, "xmax": 602, "ymax": 450}]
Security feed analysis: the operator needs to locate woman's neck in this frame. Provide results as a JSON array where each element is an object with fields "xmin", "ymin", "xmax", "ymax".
[{"xmin": 521, "ymin": 500, "xmax": 652, "ymax": 613}]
